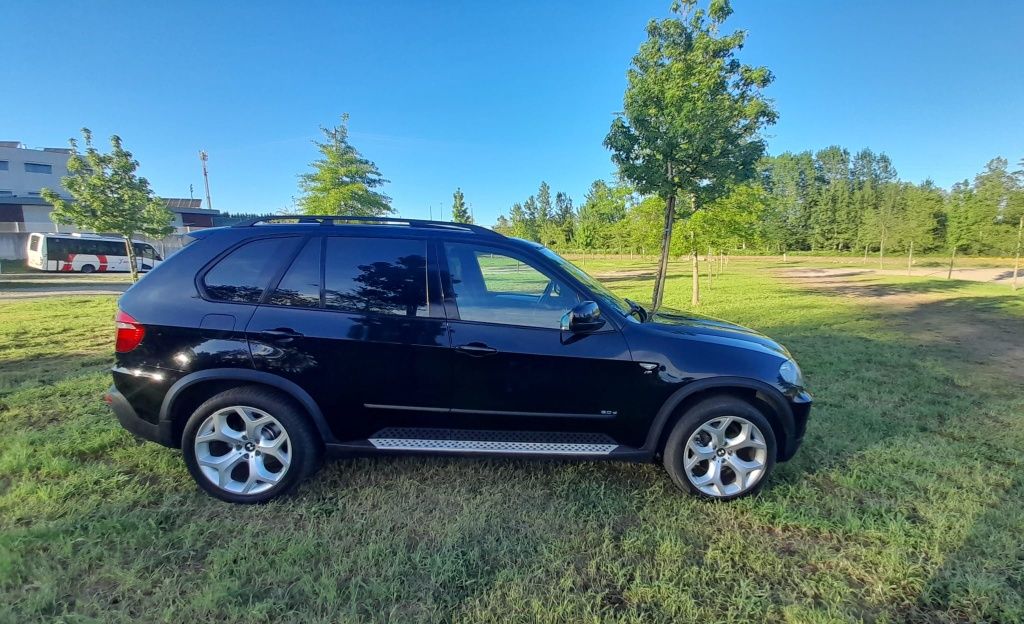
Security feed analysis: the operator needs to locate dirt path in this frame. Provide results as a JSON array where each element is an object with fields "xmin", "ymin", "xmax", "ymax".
[
  {"xmin": 798, "ymin": 265, "xmax": 1021, "ymax": 284},
  {"xmin": 0, "ymin": 273, "xmax": 131, "ymax": 299},
  {"xmin": 782, "ymin": 268, "xmax": 1024, "ymax": 381}
]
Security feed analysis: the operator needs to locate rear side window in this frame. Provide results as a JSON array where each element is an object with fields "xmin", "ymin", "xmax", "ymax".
[
  {"xmin": 269, "ymin": 237, "xmax": 322, "ymax": 308},
  {"xmin": 324, "ymin": 236, "xmax": 437, "ymax": 317},
  {"xmin": 29, "ymin": 236, "xmax": 40, "ymax": 252},
  {"xmin": 203, "ymin": 237, "xmax": 299, "ymax": 303}
]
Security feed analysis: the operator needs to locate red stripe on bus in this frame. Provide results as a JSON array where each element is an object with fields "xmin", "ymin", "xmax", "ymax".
[
  {"xmin": 62, "ymin": 254, "xmax": 76, "ymax": 271},
  {"xmin": 97, "ymin": 255, "xmax": 108, "ymax": 272}
]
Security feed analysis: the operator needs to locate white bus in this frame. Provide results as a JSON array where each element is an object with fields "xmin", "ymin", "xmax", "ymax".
[{"xmin": 26, "ymin": 233, "xmax": 163, "ymax": 273}]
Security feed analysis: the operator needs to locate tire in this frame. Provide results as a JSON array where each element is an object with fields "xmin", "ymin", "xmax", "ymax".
[
  {"xmin": 80, "ymin": 264, "xmax": 96, "ymax": 274},
  {"xmin": 181, "ymin": 386, "xmax": 322, "ymax": 504},
  {"xmin": 663, "ymin": 396, "xmax": 777, "ymax": 501}
]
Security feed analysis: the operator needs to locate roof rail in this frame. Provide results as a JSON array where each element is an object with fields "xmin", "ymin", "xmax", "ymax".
[{"xmin": 233, "ymin": 215, "xmax": 503, "ymax": 237}]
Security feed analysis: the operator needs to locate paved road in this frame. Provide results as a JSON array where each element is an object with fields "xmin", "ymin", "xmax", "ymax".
[{"xmin": 0, "ymin": 273, "xmax": 132, "ymax": 299}]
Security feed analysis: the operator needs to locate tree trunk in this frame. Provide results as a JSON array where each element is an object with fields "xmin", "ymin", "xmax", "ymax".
[
  {"xmin": 123, "ymin": 236, "xmax": 139, "ymax": 283},
  {"xmin": 706, "ymin": 246, "xmax": 713, "ymax": 289},
  {"xmin": 878, "ymin": 232, "xmax": 885, "ymax": 269},
  {"xmin": 947, "ymin": 245, "xmax": 957, "ymax": 279},
  {"xmin": 691, "ymin": 245, "xmax": 700, "ymax": 306},
  {"xmin": 1013, "ymin": 215, "xmax": 1022, "ymax": 291},
  {"xmin": 907, "ymin": 240, "xmax": 914, "ymax": 276},
  {"xmin": 863, "ymin": 244, "xmax": 868, "ymax": 264},
  {"xmin": 651, "ymin": 192, "xmax": 676, "ymax": 310}
]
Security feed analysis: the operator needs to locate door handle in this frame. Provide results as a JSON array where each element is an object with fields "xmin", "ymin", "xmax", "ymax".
[
  {"xmin": 259, "ymin": 328, "xmax": 303, "ymax": 344},
  {"xmin": 455, "ymin": 342, "xmax": 498, "ymax": 356}
]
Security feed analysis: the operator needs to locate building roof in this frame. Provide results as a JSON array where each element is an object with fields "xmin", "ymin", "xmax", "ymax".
[
  {"xmin": 0, "ymin": 196, "xmax": 53, "ymax": 205},
  {"xmin": 0, "ymin": 195, "xmax": 219, "ymax": 215},
  {"xmin": 163, "ymin": 198, "xmax": 217, "ymax": 214}
]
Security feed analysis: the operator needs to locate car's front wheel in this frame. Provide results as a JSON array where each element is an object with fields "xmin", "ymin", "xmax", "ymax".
[
  {"xmin": 181, "ymin": 386, "xmax": 321, "ymax": 503},
  {"xmin": 663, "ymin": 397, "xmax": 777, "ymax": 500}
]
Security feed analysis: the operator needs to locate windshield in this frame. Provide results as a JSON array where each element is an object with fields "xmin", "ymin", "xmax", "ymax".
[{"xmin": 535, "ymin": 246, "xmax": 636, "ymax": 320}]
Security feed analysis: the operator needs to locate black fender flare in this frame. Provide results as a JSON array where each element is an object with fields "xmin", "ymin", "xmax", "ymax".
[
  {"xmin": 641, "ymin": 377, "xmax": 796, "ymax": 454},
  {"xmin": 158, "ymin": 368, "xmax": 335, "ymax": 443}
]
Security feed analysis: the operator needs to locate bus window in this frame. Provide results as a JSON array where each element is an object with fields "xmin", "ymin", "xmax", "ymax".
[{"xmin": 29, "ymin": 236, "xmax": 40, "ymax": 252}]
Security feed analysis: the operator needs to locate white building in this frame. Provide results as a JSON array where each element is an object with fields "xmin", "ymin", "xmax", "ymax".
[{"xmin": 0, "ymin": 141, "xmax": 219, "ymax": 260}]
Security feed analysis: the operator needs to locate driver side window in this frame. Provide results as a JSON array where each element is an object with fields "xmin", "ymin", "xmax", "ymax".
[{"xmin": 445, "ymin": 243, "xmax": 579, "ymax": 329}]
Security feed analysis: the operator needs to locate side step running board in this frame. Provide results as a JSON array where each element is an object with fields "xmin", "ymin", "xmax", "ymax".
[{"xmin": 367, "ymin": 427, "xmax": 620, "ymax": 456}]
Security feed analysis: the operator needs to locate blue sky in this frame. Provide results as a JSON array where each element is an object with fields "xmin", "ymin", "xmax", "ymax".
[{"xmin": 3, "ymin": 1, "xmax": 1023, "ymax": 224}]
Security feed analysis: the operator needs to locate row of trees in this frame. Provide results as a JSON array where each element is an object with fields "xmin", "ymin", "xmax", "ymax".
[{"xmin": 490, "ymin": 154, "xmax": 1024, "ymax": 261}]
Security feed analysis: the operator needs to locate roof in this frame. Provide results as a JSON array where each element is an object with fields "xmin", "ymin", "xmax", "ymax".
[
  {"xmin": 0, "ymin": 195, "xmax": 219, "ymax": 215},
  {"xmin": 0, "ymin": 195, "xmax": 55, "ymax": 206},
  {"xmin": 233, "ymin": 214, "xmax": 503, "ymax": 238}
]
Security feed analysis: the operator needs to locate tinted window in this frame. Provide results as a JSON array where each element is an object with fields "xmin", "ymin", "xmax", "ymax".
[
  {"xmin": 48, "ymin": 238, "xmax": 67, "ymax": 258},
  {"xmin": 444, "ymin": 243, "xmax": 579, "ymax": 329},
  {"xmin": 324, "ymin": 236, "xmax": 434, "ymax": 317},
  {"xmin": 204, "ymin": 237, "xmax": 299, "ymax": 303},
  {"xmin": 29, "ymin": 236, "xmax": 40, "ymax": 252},
  {"xmin": 269, "ymin": 237, "xmax": 321, "ymax": 308},
  {"xmin": 24, "ymin": 162, "xmax": 53, "ymax": 174},
  {"xmin": 0, "ymin": 161, "xmax": 8, "ymax": 171}
]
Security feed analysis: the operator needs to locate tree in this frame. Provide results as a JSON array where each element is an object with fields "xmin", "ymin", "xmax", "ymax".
[
  {"xmin": 40, "ymin": 128, "xmax": 173, "ymax": 283},
  {"xmin": 605, "ymin": 0, "xmax": 776, "ymax": 308},
  {"xmin": 451, "ymin": 188, "xmax": 472, "ymax": 224},
  {"xmin": 508, "ymin": 202, "xmax": 531, "ymax": 239},
  {"xmin": 298, "ymin": 114, "xmax": 391, "ymax": 216},
  {"xmin": 555, "ymin": 192, "xmax": 576, "ymax": 244}
]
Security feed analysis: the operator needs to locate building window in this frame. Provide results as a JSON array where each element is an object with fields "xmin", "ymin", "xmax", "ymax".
[
  {"xmin": 0, "ymin": 161, "xmax": 8, "ymax": 171},
  {"xmin": 0, "ymin": 190, "xmax": 13, "ymax": 196},
  {"xmin": 27, "ymin": 191, "xmax": 41, "ymax": 197},
  {"xmin": 24, "ymin": 163, "xmax": 53, "ymax": 174}
]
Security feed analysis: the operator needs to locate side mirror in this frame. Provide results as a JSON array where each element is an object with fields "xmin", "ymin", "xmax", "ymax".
[{"xmin": 561, "ymin": 301, "xmax": 605, "ymax": 333}]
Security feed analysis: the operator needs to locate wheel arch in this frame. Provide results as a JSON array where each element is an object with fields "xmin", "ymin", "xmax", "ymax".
[
  {"xmin": 159, "ymin": 369, "xmax": 335, "ymax": 447},
  {"xmin": 643, "ymin": 377, "xmax": 795, "ymax": 460}
]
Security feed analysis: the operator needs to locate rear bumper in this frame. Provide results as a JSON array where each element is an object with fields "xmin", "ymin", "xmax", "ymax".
[{"xmin": 105, "ymin": 385, "xmax": 175, "ymax": 447}]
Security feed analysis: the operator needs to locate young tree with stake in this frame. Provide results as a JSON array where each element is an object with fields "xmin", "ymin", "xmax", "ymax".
[
  {"xmin": 605, "ymin": 0, "xmax": 776, "ymax": 308},
  {"xmin": 41, "ymin": 129, "xmax": 173, "ymax": 283}
]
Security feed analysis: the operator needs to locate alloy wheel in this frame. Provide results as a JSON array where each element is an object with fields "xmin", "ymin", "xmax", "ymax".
[
  {"xmin": 684, "ymin": 415, "xmax": 768, "ymax": 497},
  {"xmin": 193, "ymin": 405, "xmax": 292, "ymax": 495}
]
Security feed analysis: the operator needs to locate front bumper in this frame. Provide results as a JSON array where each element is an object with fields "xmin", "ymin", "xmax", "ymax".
[
  {"xmin": 778, "ymin": 389, "xmax": 812, "ymax": 461},
  {"xmin": 105, "ymin": 385, "xmax": 175, "ymax": 447}
]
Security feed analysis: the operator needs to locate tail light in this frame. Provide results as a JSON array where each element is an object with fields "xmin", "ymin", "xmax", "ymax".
[{"xmin": 115, "ymin": 310, "xmax": 146, "ymax": 353}]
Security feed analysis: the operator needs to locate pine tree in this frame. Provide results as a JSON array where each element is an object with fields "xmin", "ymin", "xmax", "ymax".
[
  {"xmin": 298, "ymin": 114, "xmax": 391, "ymax": 216},
  {"xmin": 450, "ymin": 188, "xmax": 472, "ymax": 223}
]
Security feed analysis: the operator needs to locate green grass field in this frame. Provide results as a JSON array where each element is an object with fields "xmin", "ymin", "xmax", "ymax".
[{"xmin": 1, "ymin": 258, "xmax": 1022, "ymax": 623}]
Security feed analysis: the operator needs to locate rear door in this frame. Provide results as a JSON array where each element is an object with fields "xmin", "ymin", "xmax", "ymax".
[
  {"xmin": 246, "ymin": 233, "xmax": 449, "ymax": 442},
  {"xmin": 437, "ymin": 240, "xmax": 642, "ymax": 441}
]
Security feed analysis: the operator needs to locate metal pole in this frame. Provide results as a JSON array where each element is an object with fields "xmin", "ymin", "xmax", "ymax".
[
  {"xmin": 1013, "ymin": 215, "xmax": 1023, "ymax": 290},
  {"xmin": 199, "ymin": 151, "xmax": 213, "ymax": 210}
]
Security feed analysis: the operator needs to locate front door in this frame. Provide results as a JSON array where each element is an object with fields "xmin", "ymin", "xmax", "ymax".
[
  {"xmin": 438, "ymin": 241, "xmax": 640, "ymax": 442},
  {"xmin": 247, "ymin": 234, "xmax": 449, "ymax": 441}
]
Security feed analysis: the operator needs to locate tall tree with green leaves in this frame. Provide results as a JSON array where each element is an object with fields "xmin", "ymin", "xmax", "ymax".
[
  {"xmin": 555, "ymin": 191, "xmax": 576, "ymax": 244},
  {"xmin": 508, "ymin": 202, "xmax": 531, "ymax": 239},
  {"xmin": 450, "ymin": 187, "xmax": 473, "ymax": 224},
  {"xmin": 40, "ymin": 128, "xmax": 173, "ymax": 283},
  {"xmin": 605, "ymin": 0, "xmax": 776, "ymax": 307},
  {"xmin": 298, "ymin": 114, "xmax": 391, "ymax": 216}
]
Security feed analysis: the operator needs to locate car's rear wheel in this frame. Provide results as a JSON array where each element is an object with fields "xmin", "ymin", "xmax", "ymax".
[
  {"xmin": 663, "ymin": 397, "xmax": 776, "ymax": 500},
  {"xmin": 181, "ymin": 386, "xmax": 321, "ymax": 503}
]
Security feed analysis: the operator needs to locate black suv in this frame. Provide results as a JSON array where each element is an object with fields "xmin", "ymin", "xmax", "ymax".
[{"xmin": 107, "ymin": 216, "xmax": 811, "ymax": 503}]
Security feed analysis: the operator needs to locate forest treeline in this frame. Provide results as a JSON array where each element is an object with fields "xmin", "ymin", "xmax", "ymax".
[{"xmin": 493, "ymin": 149, "xmax": 1024, "ymax": 258}]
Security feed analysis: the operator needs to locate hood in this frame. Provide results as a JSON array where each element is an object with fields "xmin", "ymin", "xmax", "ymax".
[{"xmin": 646, "ymin": 307, "xmax": 789, "ymax": 357}]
